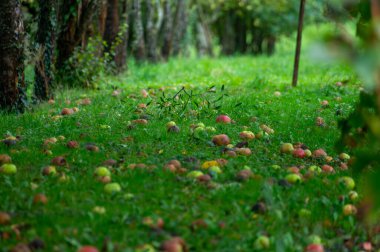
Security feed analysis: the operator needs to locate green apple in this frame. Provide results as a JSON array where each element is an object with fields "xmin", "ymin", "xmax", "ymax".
[
  {"xmin": 0, "ymin": 164, "xmax": 17, "ymax": 174},
  {"xmin": 339, "ymin": 176, "xmax": 355, "ymax": 190},
  {"xmin": 348, "ymin": 191, "xmax": 359, "ymax": 201},
  {"xmin": 339, "ymin": 153, "xmax": 350, "ymax": 161},
  {"xmin": 193, "ymin": 127, "xmax": 206, "ymax": 139},
  {"xmin": 166, "ymin": 121, "xmax": 176, "ymax": 129},
  {"xmin": 308, "ymin": 165, "xmax": 321, "ymax": 174},
  {"xmin": 209, "ymin": 166, "xmax": 222, "ymax": 174},
  {"xmin": 307, "ymin": 235, "xmax": 322, "ymax": 245},
  {"xmin": 280, "ymin": 143, "xmax": 294, "ymax": 154},
  {"xmin": 42, "ymin": 166, "xmax": 57, "ymax": 176},
  {"xmin": 299, "ymin": 208, "xmax": 311, "ymax": 218},
  {"xmin": 205, "ymin": 126, "xmax": 216, "ymax": 132},
  {"xmin": 254, "ymin": 235, "xmax": 270, "ymax": 250},
  {"xmin": 104, "ymin": 183, "xmax": 121, "ymax": 194},
  {"xmin": 304, "ymin": 149, "xmax": 312, "ymax": 157},
  {"xmin": 187, "ymin": 170, "xmax": 204, "ymax": 179},
  {"xmin": 285, "ymin": 174, "xmax": 301, "ymax": 184},
  {"xmin": 95, "ymin": 167, "xmax": 111, "ymax": 177}
]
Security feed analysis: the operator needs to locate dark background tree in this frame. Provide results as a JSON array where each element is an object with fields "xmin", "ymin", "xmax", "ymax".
[{"xmin": 0, "ymin": 0, "xmax": 27, "ymax": 112}]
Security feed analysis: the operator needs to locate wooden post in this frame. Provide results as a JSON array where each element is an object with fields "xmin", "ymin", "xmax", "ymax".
[{"xmin": 292, "ymin": 0, "xmax": 306, "ymax": 87}]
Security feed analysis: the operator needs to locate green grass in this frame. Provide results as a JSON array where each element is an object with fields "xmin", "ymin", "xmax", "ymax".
[{"xmin": 0, "ymin": 25, "xmax": 373, "ymax": 252}]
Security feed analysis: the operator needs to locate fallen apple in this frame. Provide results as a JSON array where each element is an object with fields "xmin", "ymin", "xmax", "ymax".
[
  {"xmin": 239, "ymin": 131, "xmax": 255, "ymax": 140},
  {"xmin": 313, "ymin": 149, "xmax": 327, "ymax": 158},
  {"xmin": 339, "ymin": 176, "xmax": 355, "ymax": 190},
  {"xmin": 212, "ymin": 134, "xmax": 230, "ymax": 146},
  {"xmin": 216, "ymin": 115, "xmax": 231, "ymax": 124},
  {"xmin": 343, "ymin": 204, "xmax": 357, "ymax": 216},
  {"xmin": 348, "ymin": 191, "xmax": 359, "ymax": 201},
  {"xmin": 94, "ymin": 167, "xmax": 111, "ymax": 177},
  {"xmin": 209, "ymin": 166, "xmax": 222, "ymax": 174},
  {"xmin": 280, "ymin": 143, "xmax": 294, "ymax": 154},
  {"xmin": 0, "ymin": 212, "xmax": 11, "ymax": 225},
  {"xmin": 305, "ymin": 244, "xmax": 324, "ymax": 252},
  {"xmin": 33, "ymin": 194, "xmax": 48, "ymax": 205},
  {"xmin": 77, "ymin": 246, "xmax": 99, "ymax": 252},
  {"xmin": 254, "ymin": 235, "xmax": 270, "ymax": 250},
  {"xmin": 42, "ymin": 166, "xmax": 57, "ymax": 176},
  {"xmin": 293, "ymin": 148, "xmax": 306, "ymax": 158},
  {"xmin": 104, "ymin": 183, "xmax": 121, "ymax": 194},
  {"xmin": 285, "ymin": 174, "xmax": 302, "ymax": 184},
  {"xmin": 339, "ymin": 153, "xmax": 350, "ymax": 161},
  {"xmin": 0, "ymin": 154, "xmax": 11, "ymax": 165},
  {"xmin": 0, "ymin": 163, "xmax": 17, "ymax": 174},
  {"xmin": 187, "ymin": 170, "xmax": 204, "ymax": 179},
  {"xmin": 166, "ymin": 121, "xmax": 176, "ymax": 129}
]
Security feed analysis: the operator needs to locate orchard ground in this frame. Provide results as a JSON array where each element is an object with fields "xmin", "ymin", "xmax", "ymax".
[{"xmin": 1, "ymin": 25, "xmax": 376, "ymax": 251}]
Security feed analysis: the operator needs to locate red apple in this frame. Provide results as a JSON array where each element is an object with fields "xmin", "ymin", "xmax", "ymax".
[
  {"xmin": 305, "ymin": 244, "xmax": 324, "ymax": 252},
  {"xmin": 313, "ymin": 149, "xmax": 327, "ymax": 158},
  {"xmin": 216, "ymin": 115, "xmax": 231, "ymax": 124},
  {"xmin": 77, "ymin": 246, "xmax": 99, "ymax": 252},
  {"xmin": 212, "ymin": 134, "xmax": 230, "ymax": 146},
  {"xmin": 293, "ymin": 148, "xmax": 306, "ymax": 158}
]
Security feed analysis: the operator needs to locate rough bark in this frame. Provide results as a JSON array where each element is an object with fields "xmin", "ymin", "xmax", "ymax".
[
  {"xmin": 56, "ymin": 0, "xmax": 100, "ymax": 68},
  {"xmin": 161, "ymin": 0, "xmax": 173, "ymax": 60},
  {"xmin": 146, "ymin": 0, "xmax": 163, "ymax": 62},
  {"xmin": 98, "ymin": 0, "xmax": 108, "ymax": 37},
  {"xmin": 103, "ymin": 0, "xmax": 120, "ymax": 54},
  {"xmin": 195, "ymin": 7, "xmax": 213, "ymax": 57},
  {"xmin": 115, "ymin": 0, "xmax": 129, "ymax": 70},
  {"xmin": 132, "ymin": 0, "xmax": 145, "ymax": 61},
  {"xmin": 34, "ymin": 0, "xmax": 55, "ymax": 101},
  {"xmin": 171, "ymin": 0, "xmax": 188, "ymax": 56},
  {"xmin": 235, "ymin": 15, "xmax": 247, "ymax": 54},
  {"xmin": 0, "ymin": 0, "xmax": 26, "ymax": 112}
]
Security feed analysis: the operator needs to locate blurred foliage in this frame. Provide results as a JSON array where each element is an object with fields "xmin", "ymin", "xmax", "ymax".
[{"xmin": 332, "ymin": 0, "xmax": 380, "ymax": 209}]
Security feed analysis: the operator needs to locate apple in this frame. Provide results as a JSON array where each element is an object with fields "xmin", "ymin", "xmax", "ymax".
[
  {"xmin": 316, "ymin": 117, "xmax": 325, "ymax": 126},
  {"xmin": 304, "ymin": 149, "xmax": 312, "ymax": 157},
  {"xmin": 339, "ymin": 176, "xmax": 355, "ymax": 190},
  {"xmin": 260, "ymin": 124, "xmax": 274, "ymax": 134},
  {"xmin": 236, "ymin": 169, "xmax": 253, "ymax": 182},
  {"xmin": 216, "ymin": 158, "xmax": 228, "ymax": 167},
  {"xmin": 254, "ymin": 235, "xmax": 270, "ymax": 250},
  {"xmin": 166, "ymin": 121, "xmax": 176, "ymax": 129},
  {"xmin": 51, "ymin": 156, "xmax": 66, "ymax": 166},
  {"xmin": 67, "ymin": 141, "xmax": 79, "ymax": 149},
  {"xmin": 42, "ymin": 166, "xmax": 57, "ymax": 176},
  {"xmin": 299, "ymin": 208, "xmax": 311, "ymax": 218},
  {"xmin": 339, "ymin": 153, "xmax": 350, "ymax": 161},
  {"xmin": 167, "ymin": 160, "xmax": 181, "ymax": 169},
  {"xmin": 209, "ymin": 166, "xmax": 222, "ymax": 174},
  {"xmin": 305, "ymin": 244, "xmax": 324, "ymax": 252},
  {"xmin": 168, "ymin": 125, "xmax": 180, "ymax": 133},
  {"xmin": 293, "ymin": 148, "xmax": 306, "ymax": 158},
  {"xmin": 343, "ymin": 204, "xmax": 357, "ymax": 216},
  {"xmin": 205, "ymin": 126, "xmax": 216, "ymax": 132},
  {"xmin": 61, "ymin": 108, "xmax": 74, "ymax": 115},
  {"xmin": 313, "ymin": 149, "xmax": 327, "ymax": 158},
  {"xmin": 274, "ymin": 91, "xmax": 281, "ymax": 97},
  {"xmin": 348, "ymin": 191, "xmax": 359, "ymax": 201},
  {"xmin": 0, "ymin": 212, "xmax": 11, "ymax": 225},
  {"xmin": 104, "ymin": 183, "xmax": 121, "ymax": 194},
  {"xmin": 285, "ymin": 174, "xmax": 302, "ymax": 184},
  {"xmin": 236, "ymin": 148, "xmax": 252, "ymax": 156},
  {"xmin": 33, "ymin": 194, "xmax": 48, "ymax": 205},
  {"xmin": 161, "ymin": 237, "xmax": 186, "ymax": 252},
  {"xmin": 280, "ymin": 143, "xmax": 294, "ymax": 154},
  {"xmin": 256, "ymin": 131, "xmax": 264, "ymax": 139},
  {"xmin": 197, "ymin": 174, "xmax": 212, "ymax": 183},
  {"xmin": 339, "ymin": 162, "xmax": 348, "ymax": 170},
  {"xmin": 0, "ymin": 164, "xmax": 17, "ymax": 174},
  {"xmin": 77, "ymin": 246, "xmax": 99, "ymax": 252},
  {"xmin": 135, "ymin": 244, "xmax": 155, "ymax": 252},
  {"xmin": 307, "ymin": 235, "xmax": 322, "ymax": 245},
  {"xmin": 321, "ymin": 165, "xmax": 334, "ymax": 173},
  {"xmin": 212, "ymin": 134, "xmax": 230, "ymax": 146},
  {"xmin": 216, "ymin": 115, "xmax": 231, "ymax": 124},
  {"xmin": 0, "ymin": 154, "xmax": 11, "ymax": 165},
  {"xmin": 287, "ymin": 166, "xmax": 300, "ymax": 174},
  {"xmin": 325, "ymin": 156, "xmax": 333, "ymax": 163},
  {"xmin": 95, "ymin": 167, "xmax": 111, "ymax": 177},
  {"xmin": 321, "ymin": 100, "xmax": 329, "ymax": 107},
  {"xmin": 239, "ymin": 131, "xmax": 255, "ymax": 140},
  {"xmin": 86, "ymin": 144, "xmax": 99, "ymax": 152},
  {"xmin": 187, "ymin": 170, "xmax": 204, "ymax": 179},
  {"xmin": 308, "ymin": 166, "xmax": 321, "ymax": 174}
]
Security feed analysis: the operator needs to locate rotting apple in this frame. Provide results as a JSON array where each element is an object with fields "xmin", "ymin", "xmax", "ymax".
[{"xmin": 212, "ymin": 134, "xmax": 230, "ymax": 146}]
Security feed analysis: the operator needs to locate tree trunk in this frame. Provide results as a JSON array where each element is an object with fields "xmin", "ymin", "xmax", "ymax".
[
  {"xmin": 115, "ymin": 0, "xmax": 129, "ymax": 70},
  {"xmin": 221, "ymin": 11, "xmax": 235, "ymax": 55},
  {"xmin": 145, "ymin": 0, "xmax": 161, "ymax": 62},
  {"xmin": 235, "ymin": 15, "xmax": 247, "ymax": 54},
  {"xmin": 161, "ymin": 0, "xmax": 172, "ymax": 60},
  {"xmin": 98, "ymin": 0, "xmax": 108, "ymax": 37},
  {"xmin": 0, "ymin": 0, "xmax": 26, "ymax": 112},
  {"xmin": 132, "ymin": 0, "xmax": 145, "ymax": 61},
  {"xmin": 103, "ymin": 0, "xmax": 120, "ymax": 54},
  {"xmin": 34, "ymin": 0, "xmax": 55, "ymax": 102},
  {"xmin": 266, "ymin": 36, "xmax": 276, "ymax": 56},
  {"xmin": 252, "ymin": 26, "xmax": 264, "ymax": 55},
  {"xmin": 56, "ymin": 0, "xmax": 100, "ymax": 68},
  {"xmin": 171, "ymin": 0, "xmax": 188, "ymax": 56}
]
